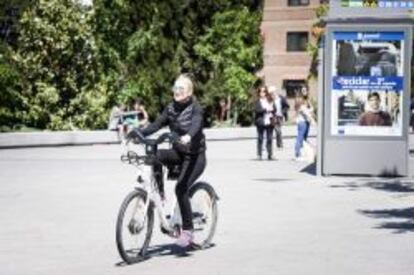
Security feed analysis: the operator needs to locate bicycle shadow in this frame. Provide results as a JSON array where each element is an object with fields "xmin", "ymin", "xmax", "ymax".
[{"xmin": 115, "ymin": 243, "xmax": 216, "ymax": 266}]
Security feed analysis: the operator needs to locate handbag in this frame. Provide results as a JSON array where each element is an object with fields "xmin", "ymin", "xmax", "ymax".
[{"xmin": 270, "ymin": 116, "xmax": 280, "ymax": 127}]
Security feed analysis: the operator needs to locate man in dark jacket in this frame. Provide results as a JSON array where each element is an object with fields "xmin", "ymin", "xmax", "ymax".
[
  {"xmin": 128, "ymin": 74, "xmax": 206, "ymax": 248},
  {"xmin": 269, "ymin": 86, "xmax": 289, "ymax": 148}
]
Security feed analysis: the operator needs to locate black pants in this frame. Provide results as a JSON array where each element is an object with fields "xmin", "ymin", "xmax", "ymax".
[
  {"xmin": 274, "ymin": 116, "xmax": 283, "ymax": 148},
  {"xmin": 256, "ymin": 125, "xmax": 273, "ymax": 158},
  {"xmin": 155, "ymin": 149, "xmax": 206, "ymax": 230}
]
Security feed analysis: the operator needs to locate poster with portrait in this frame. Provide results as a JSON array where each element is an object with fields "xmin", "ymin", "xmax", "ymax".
[{"xmin": 331, "ymin": 31, "xmax": 404, "ymax": 136}]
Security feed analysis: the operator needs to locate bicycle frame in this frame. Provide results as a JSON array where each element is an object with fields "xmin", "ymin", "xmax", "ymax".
[
  {"xmin": 117, "ymin": 132, "xmax": 218, "ymax": 264},
  {"xmin": 123, "ymin": 141, "xmax": 182, "ymax": 235}
]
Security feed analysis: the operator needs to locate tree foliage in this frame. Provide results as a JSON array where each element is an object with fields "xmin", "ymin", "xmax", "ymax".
[
  {"xmin": 0, "ymin": 0, "xmax": 264, "ymax": 130},
  {"xmin": 307, "ymin": 3, "xmax": 328, "ymax": 80},
  {"xmin": 94, "ymin": 0, "xmax": 263, "ymax": 126},
  {"xmin": 12, "ymin": 0, "xmax": 107, "ymax": 129},
  {"xmin": 195, "ymin": 7, "xmax": 262, "ymax": 125},
  {"xmin": 0, "ymin": 43, "xmax": 24, "ymax": 131},
  {"xmin": 0, "ymin": 0, "xmax": 31, "ymax": 131}
]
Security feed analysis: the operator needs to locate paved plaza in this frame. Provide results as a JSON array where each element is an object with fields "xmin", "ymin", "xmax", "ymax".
[{"xmin": 0, "ymin": 137, "xmax": 413, "ymax": 275}]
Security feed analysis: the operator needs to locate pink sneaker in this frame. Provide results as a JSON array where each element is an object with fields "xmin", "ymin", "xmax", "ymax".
[{"xmin": 176, "ymin": 230, "xmax": 194, "ymax": 247}]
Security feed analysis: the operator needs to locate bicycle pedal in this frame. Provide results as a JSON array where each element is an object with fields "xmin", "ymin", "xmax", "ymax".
[{"xmin": 160, "ymin": 226, "xmax": 170, "ymax": 234}]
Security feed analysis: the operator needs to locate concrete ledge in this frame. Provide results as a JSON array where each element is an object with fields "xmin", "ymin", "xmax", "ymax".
[
  {"xmin": 0, "ymin": 126, "xmax": 316, "ymax": 149},
  {"xmin": 203, "ymin": 126, "xmax": 316, "ymax": 140},
  {"xmin": 0, "ymin": 130, "xmax": 119, "ymax": 148}
]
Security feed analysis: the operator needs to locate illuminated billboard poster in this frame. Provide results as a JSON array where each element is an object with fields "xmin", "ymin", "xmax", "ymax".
[{"xmin": 331, "ymin": 31, "xmax": 404, "ymax": 136}]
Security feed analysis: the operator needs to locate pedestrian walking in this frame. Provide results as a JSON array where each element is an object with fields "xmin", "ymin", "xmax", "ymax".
[
  {"xmin": 255, "ymin": 86, "xmax": 276, "ymax": 160},
  {"xmin": 269, "ymin": 86, "xmax": 289, "ymax": 149},
  {"xmin": 294, "ymin": 93, "xmax": 315, "ymax": 161}
]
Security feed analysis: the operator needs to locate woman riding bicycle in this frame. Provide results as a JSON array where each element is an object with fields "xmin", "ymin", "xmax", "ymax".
[{"xmin": 127, "ymin": 74, "xmax": 206, "ymax": 248}]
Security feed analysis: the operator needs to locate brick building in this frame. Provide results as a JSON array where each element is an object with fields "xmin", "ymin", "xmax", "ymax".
[{"xmin": 261, "ymin": 0, "xmax": 322, "ymax": 104}]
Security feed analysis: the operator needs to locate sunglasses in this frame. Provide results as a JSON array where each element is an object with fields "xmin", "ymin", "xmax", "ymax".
[{"xmin": 172, "ymin": 85, "xmax": 185, "ymax": 94}]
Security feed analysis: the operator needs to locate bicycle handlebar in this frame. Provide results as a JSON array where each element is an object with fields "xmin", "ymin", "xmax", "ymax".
[
  {"xmin": 128, "ymin": 131, "xmax": 179, "ymax": 146},
  {"xmin": 121, "ymin": 131, "xmax": 180, "ymax": 165}
]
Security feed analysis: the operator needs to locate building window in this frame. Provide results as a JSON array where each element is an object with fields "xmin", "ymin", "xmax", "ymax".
[
  {"xmin": 287, "ymin": 32, "xmax": 308, "ymax": 52},
  {"xmin": 283, "ymin": 80, "xmax": 306, "ymax": 98},
  {"xmin": 288, "ymin": 0, "xmax": 310, "ymax": 6}
]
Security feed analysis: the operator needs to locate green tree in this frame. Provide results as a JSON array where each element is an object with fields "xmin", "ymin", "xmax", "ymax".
[
  {"xmin": 0, "ymin": 0, "xmax": 33, "ymax": 131},
  {"xmin": 307, "ymin": 3, "xmax": 328, "ymax": 80},
  {"xmin": 0, "ymin": 43, "xmax": 24, "ymax": 131},
  {"xmin": 194, "ymin": 7, "xmax": 263, "ymax": 126},
  {"xmin": 13, "ymin": 0, "xmax": 107, "ymax": 130},
  {"xmin": 1, "ymin": 0, "xmax": 264, "ymax": 131},
  {"xmin": 93, "ymin": 0, "xmax": 263, "ymax": 126},
  {"xmin": 93, "ymin": 0, "xmax": 183, "ymax": 116}
]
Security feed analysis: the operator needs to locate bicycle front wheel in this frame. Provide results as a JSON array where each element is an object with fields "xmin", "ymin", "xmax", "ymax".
[
  {"xmin": 189, "ymin": 182, "xmax": 218, "ymax": 249},
  {"xmin": 116, "ymin": 189, "xmax": 154, "ymax": 264}
]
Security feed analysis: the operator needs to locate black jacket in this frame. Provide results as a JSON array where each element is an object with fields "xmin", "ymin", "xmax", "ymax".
[
  {"xmin": 255, "ymin": 99, "xmax": 276, "ymax": 127},
  {"xmin": 141, "ymin": 98, "xmax": 206, "ymax": 155}
]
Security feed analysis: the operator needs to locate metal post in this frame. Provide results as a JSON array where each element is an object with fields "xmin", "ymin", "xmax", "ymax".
[{"xmin": 317, "ymin": 36, "xmax": 325, "ymax": 176}]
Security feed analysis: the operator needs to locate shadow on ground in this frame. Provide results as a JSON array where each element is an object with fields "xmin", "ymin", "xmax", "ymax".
[
  {"xmin": 253, "ymin": 178, "xmax": 291, "ymax": 183},
  {"xmin": 300, "ymin": 162, "xmax": 316, "ymax": 175},
  {"xmin": 115, "ymin": 243, "xmax": 216, "ymax": 266},
  {"xmin": 248, "ymin": 158, "xmax": 278, "ymax": 162},
  {"xmin": 330, "ymin": 179, "xmax": 414, "ymax": 194},
  {"xmin": 359, "ymin": 207, "xmax": 414, "ymax": 234}
]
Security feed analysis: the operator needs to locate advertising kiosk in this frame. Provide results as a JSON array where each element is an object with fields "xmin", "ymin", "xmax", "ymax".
[{"xmin": 318, "ymin": 1, "xmax": 413, "ymax": 176}]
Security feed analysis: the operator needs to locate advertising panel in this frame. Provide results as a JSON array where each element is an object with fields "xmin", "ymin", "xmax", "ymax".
[
  {"xmin": 341, "ymin": 0, "xmax": 414, "ymax": 8},
  {"xmin": 331, "ymin": 31, "xmax": 404, "ymax": 136}
]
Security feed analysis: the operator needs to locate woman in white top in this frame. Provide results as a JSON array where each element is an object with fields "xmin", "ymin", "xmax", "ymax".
[
  {"xmin": 254, "ymin": 86, "xmax": 276, "ymax": 160},
  {"xmin": 294, "ymin": 93, "xmax": 315, "ymax": 160}
]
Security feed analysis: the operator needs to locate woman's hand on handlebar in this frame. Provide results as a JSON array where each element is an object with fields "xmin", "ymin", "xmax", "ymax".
[
  {"xmin": 155, "ymin": 132, "xmax": 179, "ymax": 144},
  {"xmin": 180, "ymin": 134, "xmax": 191, "ymax": 145},
  {"xmin": 158, "ymin": 132, "xmax": 190, "ymax": 145}
]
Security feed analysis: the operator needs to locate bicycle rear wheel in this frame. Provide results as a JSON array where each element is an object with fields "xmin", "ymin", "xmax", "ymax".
[
  {"xmin": 189, "ymin": 182, "xmax": 218, "ymax": 249},
  {"xmin": 116, "ymin": 189, "xmax": 154, "ymax": 264}
]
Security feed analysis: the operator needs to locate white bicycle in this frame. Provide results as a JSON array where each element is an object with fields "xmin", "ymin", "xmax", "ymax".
[{"xmin": 116, "ymin": 132, "xmax": 218, "ymax": 264}]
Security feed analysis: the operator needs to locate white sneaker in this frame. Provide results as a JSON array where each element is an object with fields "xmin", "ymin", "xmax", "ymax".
[{"xmin": 294, "ymin": 157, "xmax": 306, "ymax": 162}]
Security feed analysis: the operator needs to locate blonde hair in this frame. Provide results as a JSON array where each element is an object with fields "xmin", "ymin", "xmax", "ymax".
[{"xmin": 176, "ymin": 74, "xmax": 194, "ymax": 95}]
